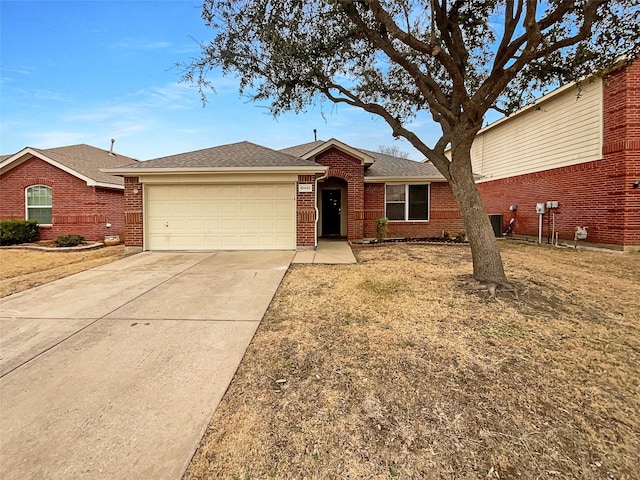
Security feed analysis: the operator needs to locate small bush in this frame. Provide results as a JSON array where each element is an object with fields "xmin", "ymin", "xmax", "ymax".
[
  {"xmin": 376, "ymin": 217, "xmax": 388, "ymax": 241},
  {"xmin": 455, "ymin": 231, "xmax": 467, "ymax": 242},
  {"xmin": 0, "ymin": 219, "xmax": 39, "ymax": 245},
  {"xmin": 55, "ymin": 234, "xmax": 85, "ymax": 247}
]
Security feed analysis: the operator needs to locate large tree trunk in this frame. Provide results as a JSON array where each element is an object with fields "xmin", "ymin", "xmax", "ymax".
[{"xmin": 448, "ymin": 148, "xmax": 509, "ymax": 285}]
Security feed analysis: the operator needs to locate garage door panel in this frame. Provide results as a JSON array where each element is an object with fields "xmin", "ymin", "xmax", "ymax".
[
  {"xmin": 185, "ymin": 218, "xmax": 204, "ymax": 230},
  {"xmin": 147, "ymin": 184, "xmax": 295, "ymax": 250},
  {"xmin": 276, "ymin": 202, "xmax": 294, "ymax": 215},
  {"xmin": 239, "ymin": 218, "xmax": 258, "ymax": 230},
  {"xmin": 221, "ymin": 203, "xmax": 239, "ymax": 215},
  {"xmin": 276, "ymin": 218, "xmax": 294, "ymax": 229},
  {"xmin": 202, "ymin": 218, "xmax": 221, "ymax": 230},
  {"xmin": 237, "ymin": 203, "xmax": 257, "ymax": 215},
  {"xmin": 220, "ymin": 186, "xmax": 241, "ymax": 198},
  {"xmin": 202, "ymin": 202, "xmax": 221, "ymax": 215}
]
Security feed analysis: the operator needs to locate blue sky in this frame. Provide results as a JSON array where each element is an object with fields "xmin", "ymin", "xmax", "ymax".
[{"xmin": 1, "ymin": 0, "xmax": 451, "ymax": 161}]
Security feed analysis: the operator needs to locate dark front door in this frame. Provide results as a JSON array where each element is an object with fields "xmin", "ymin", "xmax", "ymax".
[{"xmin": 322, "ymin": 189, "xmax": 341, "ymax": 236}]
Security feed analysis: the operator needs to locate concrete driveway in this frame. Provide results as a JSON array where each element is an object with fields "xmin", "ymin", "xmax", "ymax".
[{"xmin": 0, "ymin": 250, "xmax": 293, "ymax": 480}]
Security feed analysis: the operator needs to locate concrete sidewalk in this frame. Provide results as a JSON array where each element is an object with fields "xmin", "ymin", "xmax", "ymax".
[
  {"xmin": 292, "ymin": 239, "xmax": 356, "ymax": 264},
  {"xmin": 0, "ymin": 250, "xmax": 293, "ymax": 480}
]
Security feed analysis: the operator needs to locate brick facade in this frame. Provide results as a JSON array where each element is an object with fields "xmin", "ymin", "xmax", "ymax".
[
  {"xmin": 0, "ymin": 156, "xmax": 124, "ymax": 241},
  {"xmin": 311, "ymin": 147, "xmax": 464, "ymax": 242},
  {"xmin": 296, "ymin": 174, "xmax": 317, "ymax": 247},
  {"xmin": 476, "ymin": 60, "xmax": 640, "ymax": 250},
  {"xmin": 363, "ymin": 183, "xmax": 385, "ymax": 236},
  {"xmin": 315, "ymin": 147, "xmax": 365, "ymax": 240},
  {"xmin": 123, "ymin": 177, "xmax": 144, "ymax": 247},
  {"xmin": 120, "ymin": 146, "xmax": 468, "ymax": 250},
  {"xmin": 363, "ymin": 182, "xmax": 464, "ymax": 238}
]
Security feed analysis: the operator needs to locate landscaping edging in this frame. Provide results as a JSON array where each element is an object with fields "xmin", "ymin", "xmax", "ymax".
[
  {"xmin": 349, "ymin": 238, "xmax": 469, "ymax": 248},
  {"xmin": 0, "ymin": 242, "xmax": 105, "ymax": 252}
]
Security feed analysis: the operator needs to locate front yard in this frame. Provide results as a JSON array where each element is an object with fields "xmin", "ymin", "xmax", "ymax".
[
  {"xmin": 185, "ymin": 242, "xmax": 639, "ymax": 479},
  {"xmin": 1, "ymin": 240, "xmax": 637, "ymax": 478},
  {"xmin": 0, "ymin": 245, "xmax": 125, "ymax": 298}
]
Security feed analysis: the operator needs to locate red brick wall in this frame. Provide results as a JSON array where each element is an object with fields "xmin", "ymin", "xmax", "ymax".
[
  {"xmin": 296, "ymin": 174, "xmax": 316, "ymax": 246},
  {"xmin": 364, "ymin": 183, "xmax": 385, "ymax": 236},
  {"xmin": 476, "ymin": 60, "xmax": 640, "ymax": 249},
  {"xmin": 608, "ymin": 60, "xmax": 640, "ymax": 248},
  {"xmin": 0, "ymin": 156, "xmax": 124, "ymax": 241},
  {"xmin": 315, "ymin": 148, "xmax": 365, "ymax": 240},
  {"xmin": 477, "ymin": 160, "xmax": 624, "ymax": 244},
  {"xmin": 123, "ymin": 177, "xmax": 143, "ymax": 247},
  {"xmin": 363, "ymin": 182, "xmax": 464, "ymax": 238}
]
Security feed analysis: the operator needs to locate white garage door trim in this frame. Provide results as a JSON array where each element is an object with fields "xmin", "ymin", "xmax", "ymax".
[{"xmin": 145, "ymin": 183, "xmax": 296, "ymax": 251}]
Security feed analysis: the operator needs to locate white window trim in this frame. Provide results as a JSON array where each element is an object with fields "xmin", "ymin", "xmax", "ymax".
[
  {"xmin": 385, "ymin": 183, "xmax": 430, "ymax": 222},
  {"xmin": 25, "ymin": 185, "xmax": 53, "ymax": 226}
]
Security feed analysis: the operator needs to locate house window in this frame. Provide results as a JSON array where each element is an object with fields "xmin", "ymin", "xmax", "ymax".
[
  {"xmin": 385, "ymin": 184, "xmax": 429, "ymax": 221},
  {"xmin": 26, "ymin": 185, "xmax": 52, "ymax": 225}
]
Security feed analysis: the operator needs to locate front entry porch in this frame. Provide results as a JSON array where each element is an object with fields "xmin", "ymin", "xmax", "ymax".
[
  {"xmin": 292, "ymin": 239, "xmax": 356, "ymax": 264},
  {"xmin": 318, "ymin": 177, "xmax": 349, "ymax": 238}
]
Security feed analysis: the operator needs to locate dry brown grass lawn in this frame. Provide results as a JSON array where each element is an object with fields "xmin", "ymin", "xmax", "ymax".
[
  {"xmin": 185, "ymin": 241, "xmax": 639, "ymax": 480},
  {"xmin": 0, "ymin": 245, "xmax": 125, "ymax": 298}
]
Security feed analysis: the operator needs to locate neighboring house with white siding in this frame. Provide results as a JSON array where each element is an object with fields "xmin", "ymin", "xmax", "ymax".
[{"xmin": 464, "ymin": 59, "xmax": 639, "ymax": 251}]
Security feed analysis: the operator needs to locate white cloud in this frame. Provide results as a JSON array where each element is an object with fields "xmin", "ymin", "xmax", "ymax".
[{"xmin": 111, "ymin": 39, "xmax": 173, "ymax": 51}]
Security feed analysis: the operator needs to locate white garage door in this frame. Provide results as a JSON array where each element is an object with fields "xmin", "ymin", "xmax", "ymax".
[{"xmin": 146, "ymin": 184, "xmax": 296, "ymax": 250}]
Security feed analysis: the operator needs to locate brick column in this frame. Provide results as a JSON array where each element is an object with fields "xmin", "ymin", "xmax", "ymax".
[
  {"xmin": 603, "ymin": 60, "xmax": 640, "ymax": 250},
  {"xmin": 296, "ymin": 175, "xmax": 317, "ymax": 247},
  {"xmin": 123, "ymin": 176, "xmax": 143, "ymax": 251}
]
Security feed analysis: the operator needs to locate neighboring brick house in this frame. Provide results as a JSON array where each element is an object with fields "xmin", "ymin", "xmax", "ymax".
[
  {"xmin": 0, "ymin": 144, "xmax": 138, "ymax": 241},
  {"xmin": 105, "ymin": 139, "xmax": 464, "ymax": 253},
  {"xmin": 466, "ymin": 59, "xmax": 639, "ymax": 252}
]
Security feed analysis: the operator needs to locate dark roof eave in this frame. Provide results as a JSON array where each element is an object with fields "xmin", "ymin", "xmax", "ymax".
[
  {"xmin": 364, "ymin": 176, "xmax": 448, "ymax": 183},
  {"xmin": 102, "ymin": 166, "xmax": 328, "ymax": 175}
]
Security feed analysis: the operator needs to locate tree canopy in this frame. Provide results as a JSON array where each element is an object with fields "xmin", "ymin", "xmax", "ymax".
[
  {"xmin": 186, "ymin": 1, "xmax": 638, "ymax": 156},
  {"xmin": 184, "ymin": 0, "xmax": 640, "ymax": 285}
]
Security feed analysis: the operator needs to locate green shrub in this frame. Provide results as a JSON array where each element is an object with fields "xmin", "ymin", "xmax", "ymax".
[
  {"xmin": 375, "ymin": 217, "xmax": 388, "ymax": 241},
  {"xmin": 0, "ymin": 219, "xmax": 39, "ymax": 245},
  {"xmin": 55, "ymin": 234, "xmax": 85, "ymax": 247}
]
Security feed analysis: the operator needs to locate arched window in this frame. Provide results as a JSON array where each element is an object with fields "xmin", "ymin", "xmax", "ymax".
[{"xmin": 26, "ymin": 185, "xmax": 52, "ymax": 225}]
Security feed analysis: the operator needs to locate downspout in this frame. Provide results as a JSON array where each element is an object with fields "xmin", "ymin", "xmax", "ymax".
[{"xmin": 314, "ymin": 169, "xmax": 329, "ymax": 248}]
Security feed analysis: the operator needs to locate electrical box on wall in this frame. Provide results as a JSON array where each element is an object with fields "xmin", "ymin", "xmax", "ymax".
[{"xmin": 536, "ymin": 203, "xmax": 546, "ymax": 214}]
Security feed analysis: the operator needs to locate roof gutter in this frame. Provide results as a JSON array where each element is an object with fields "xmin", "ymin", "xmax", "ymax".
[
  {"xmin": 89, "ymin": 182, "xmax": 125, "ymax": 190},
  {"xmin": 364, "ymin": 176, "xmax": 447, "ymax": 183},
  {"xmin": 101, "ymin": 166, "xmax": 328, "ymax": 176}
]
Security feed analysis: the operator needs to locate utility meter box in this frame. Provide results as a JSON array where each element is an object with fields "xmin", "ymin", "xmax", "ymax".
[{"xmin": 536, "ymin": 203, "xmax": 546, "ymax": 214}]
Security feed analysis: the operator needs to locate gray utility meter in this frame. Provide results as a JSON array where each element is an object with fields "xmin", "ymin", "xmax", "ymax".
[{"xmin": 536, "ymin": 203, "xmax": 546, "ymax": 214}]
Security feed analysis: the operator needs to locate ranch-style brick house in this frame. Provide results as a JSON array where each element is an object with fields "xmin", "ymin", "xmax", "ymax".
[
  {"xmin": 467, "ymin": 59, "xmax": 640, "ymax": 252},
  {"xmin": 0, "ymin": 144, "xmax": 138, "ymax": 241},
  {"xmin": 105, "ymin": 138, "xmax": 465, "ymax": 253}
]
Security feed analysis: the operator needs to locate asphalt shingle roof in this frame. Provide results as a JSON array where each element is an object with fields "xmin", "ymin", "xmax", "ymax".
[
  {"xmin": 3, "ymin": 144, "xmax": 139, "ymax": 186},
  {"xmin": 360, "ymin": 149, "xmax": 444, "ymax": 179},
  {"xmin": 280, "ymin": 141, "xmax": 445, "ymax": 180},
  {"xmin": 279, "ymin": 141, "xmax": 326, "ymax": 158},
  {"xmin": 118, "ymin": 141, "xmax": 320, "ymax": 169}
]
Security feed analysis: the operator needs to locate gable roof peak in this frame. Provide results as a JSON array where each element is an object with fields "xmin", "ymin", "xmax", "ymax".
[
  {"xmin": 0, "ymin": 143, "xmax": 139, "ymax": 189},
  {"xmin": 106, "ymin": 140, "xmax": 324, "ymax": 171},
  {"xmin": 283, "ymin": 138, "xmax": 376, "ymax": 166}
]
